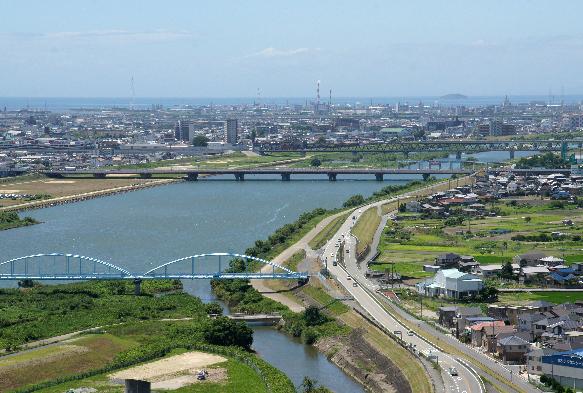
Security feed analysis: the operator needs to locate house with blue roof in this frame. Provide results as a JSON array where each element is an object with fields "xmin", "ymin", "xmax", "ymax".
[{"xmin": 527, "ymin": 348, "xmax": 583, "ymax": 389}]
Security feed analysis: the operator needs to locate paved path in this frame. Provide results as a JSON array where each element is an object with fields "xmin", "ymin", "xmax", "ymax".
[{"xmin": 251, "ymin": 210, "xmax": 349, "ymax": 312}]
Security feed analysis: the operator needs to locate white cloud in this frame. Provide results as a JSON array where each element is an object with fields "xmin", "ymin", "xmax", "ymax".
[{"xmin": 246, "ymin": 47, "xmax": 318, "ymax": 58}]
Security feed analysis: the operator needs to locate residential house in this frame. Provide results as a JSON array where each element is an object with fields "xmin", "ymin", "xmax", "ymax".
[
  {"xmin": 417, "ymin": 269, "xmax": 484, "ymax": 299},
  {"xmin": 496, "ymin": 335, "xmax": 531, "ymax": 363},
  {"xmin": 434, "ymin": 253, "xmax": 461, "ymax": 268},
  {"xmin": 514, "ymin": 252, "xmax": 546, "ymax": 267},
  {"xmin": 470, "ymin": 321, "xmax": 505, "ymax": 347}
]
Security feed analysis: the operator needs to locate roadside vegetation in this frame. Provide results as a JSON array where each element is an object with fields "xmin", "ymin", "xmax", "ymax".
[
  {"xmin": 352, "ymin": 207, "xmax": 381, "ymax": 257},
  {"xmin": 308, "ymin": 213, "xmax": 350, "ymax": 250}
]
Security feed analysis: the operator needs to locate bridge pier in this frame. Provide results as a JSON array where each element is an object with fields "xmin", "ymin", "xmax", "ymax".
[
  {"xmin": 139, "ymin": 173, "xmax": 152, "ymax": 179},
  {"xmin": 186, "ymin": 173, "xmax": 199, "ymax": 181},
  {"xmin": 509, "ymin": 150, "xmax": 515, "ymax": 159},
  {"xmin": 93, "ymin": 173, "xmax": 106, "ymax": 179},
  {"xmin": 374, "ymin": 173, "xmax": 383, "ymax": 181},
  {"xmin": 281, "ymin": 173, "xmax": 291, "ymax": 181},
  {"xmin": 455, "ymin": 151, "xmax": 462, "ymax": 160},
  {"xmin": 134, "ymin": 278, "xmax": 142, "ymax": 296},
  {"xmin": 327, "ymin": 173, "xmax": 337, "ymax": 181},
  {"xmin": 125, "ymin": 379, "xmax": 150, "ymax": 393},
  {"xmin": 235, "ymin": 173, "xmax": 245, "ymax": 181}
]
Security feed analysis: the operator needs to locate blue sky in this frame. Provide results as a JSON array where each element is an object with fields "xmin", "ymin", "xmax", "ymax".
[{"xmin": 1, "ymin": 0, "xmax": 582, "ymax": 97}]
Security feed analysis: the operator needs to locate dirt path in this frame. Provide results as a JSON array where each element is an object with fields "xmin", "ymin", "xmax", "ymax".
[
  {"xmin": 110, "ymin": 351, "xmax": 225, "ymax": 382},
  {"xmin": 252, "ymin": 210, "xmax": 349, "ymax": 312}
]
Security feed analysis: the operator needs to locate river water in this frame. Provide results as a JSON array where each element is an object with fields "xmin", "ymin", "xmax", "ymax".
[
  {"xmin": 0, "ymin": 151, "xmax": 525, "ymax": 391},
  {"xmin": 1, "ymin": 175, "xmax": 398, "ymax": 392}
]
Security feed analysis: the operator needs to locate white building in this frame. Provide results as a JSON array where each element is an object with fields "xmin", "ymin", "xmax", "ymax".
[{"xmin": 416, "ymin": 268, "xmax": 484, "ymax": 299}]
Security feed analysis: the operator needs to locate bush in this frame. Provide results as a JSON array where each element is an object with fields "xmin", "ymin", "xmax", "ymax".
[
  {"xmin": 343, "ymin": 194, "xmax": 365, "ymax": 208},
  {"xmin": 302, "ymin": 327, "xmax": 318, "ymax": 344},
  {"xmin": 203, "ymin": 317, "xmax": 254, "ymax": 350}
]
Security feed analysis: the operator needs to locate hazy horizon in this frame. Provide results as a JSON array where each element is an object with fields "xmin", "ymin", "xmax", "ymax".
[{"xmin": 2, "ymin": 0, "xmax": 583, "ymax": 98}]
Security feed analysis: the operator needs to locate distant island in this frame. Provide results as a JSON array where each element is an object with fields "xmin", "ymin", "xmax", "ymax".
[{"xmin": 439, "ymin": 93, "xmax": 468, "ymax": 99}]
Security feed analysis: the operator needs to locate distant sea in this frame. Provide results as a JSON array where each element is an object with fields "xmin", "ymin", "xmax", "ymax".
[{"xmin": 1, "ymin": 95, "xmax": 582, "ymax": 112}]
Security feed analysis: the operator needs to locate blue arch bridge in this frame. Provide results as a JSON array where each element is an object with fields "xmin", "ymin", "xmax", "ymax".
[{"xmin": 0, "ymin": 253, "xmax": 308, "ymax": 295}]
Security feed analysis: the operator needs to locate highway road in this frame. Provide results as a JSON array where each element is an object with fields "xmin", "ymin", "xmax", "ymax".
[
  {"xmin": 323, "ymin": 205, "xmax": 483, "ymax": 393},
  {"xmin": 318, "ymin": 180, "xmax": 542, "ymax": 393}
]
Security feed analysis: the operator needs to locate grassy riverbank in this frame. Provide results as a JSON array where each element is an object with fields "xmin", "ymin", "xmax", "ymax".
[
  {"xmin": 0, "ymin": 281, "xmax": 295, "ymax": 393},
  {"xmin": 0, "ymin": 211, "xmax": 38, "ymax": 230}
]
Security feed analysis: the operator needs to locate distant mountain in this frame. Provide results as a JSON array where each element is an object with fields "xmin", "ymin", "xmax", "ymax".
[{"xmin": 440, "ymin": 93, "xmax": 468, "ymax": 100}]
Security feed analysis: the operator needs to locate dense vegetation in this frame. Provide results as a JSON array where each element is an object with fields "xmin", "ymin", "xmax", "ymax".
[
  {"xmin": 515, "ymin": 152, "xmax": 569, "ymax": 169},
  {"xmin": 0, "ymin": 280, "xmax": 206, "ymax": 350},
  {"xmin": 210, "ymin": 259, "xmax": 347, "ymax": 345},
  {"xmin": 0, "ymin": 211, "xmax": 38, "ymax": 230}
]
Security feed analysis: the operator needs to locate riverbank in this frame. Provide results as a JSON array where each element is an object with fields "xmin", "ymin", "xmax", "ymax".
[
  {"xmin": 0, "ymin": 211, "xmax": 39, "ymax": 231},
  {"xmin": 0, "ymin": 176, "xmax": 179, "ymax": 212},
  {"xmin": 233, "ymin": 179, "xmax": 468, "ymax": 392}
]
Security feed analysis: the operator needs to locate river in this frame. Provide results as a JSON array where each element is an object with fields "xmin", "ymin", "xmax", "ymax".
[
  {"xmin": 0, "ymin": 151, "xmax": 526, "ymax": 391},
  {"xmin": 1, "ymin": 175, "xmax": 402, "ymax": 392}
]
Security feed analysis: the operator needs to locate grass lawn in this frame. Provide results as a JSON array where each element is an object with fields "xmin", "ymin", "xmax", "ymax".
[
  {"xmin": 0, "ymin": 334, "xmax": 135, "ymax": 391},
  {"xmin": 308, "ymin": 212, "xmax": 350, "ymax": 250},
  {"xmin": 498, "ymin": 291, "xmax": 583, "ymax": 305},
  {"xmin": 300, "ymin": 285, "xmax": 350, "ymax": 316},
  {"xmin": 33, "ymin": 358, "xmax": 268, "ymax": 393},
  {"xmin": 352, "ymin": 207, "xmax": 381, "ymax": 256}
]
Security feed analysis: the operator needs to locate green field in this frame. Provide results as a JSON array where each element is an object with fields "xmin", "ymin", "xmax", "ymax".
[
  {"xmin": 0, "ymin": 334, "xmax": 135, "ymax": 391},
  {"xmin": 33, "ymin": 358, "xmax": 269, "ymax": 393},
  {"xmin": 377, "ymin": 199, "xmax": 583, "ymax": 279},
  {"xmin": 497, "ymin": 291, "xmax": 583, "ymax": 305}
]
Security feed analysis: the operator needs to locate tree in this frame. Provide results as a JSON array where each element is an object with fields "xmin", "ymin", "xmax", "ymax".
[
  {"xmin": 204, "ymin": 302, "xmax": 223, "ymax": 315},
  {"xmin": 500, "ymin": 261, "xmax": 514, "ymax": 280},
  {"xmin": 412, "ymin": 129, "xmax": 425, "ymax": 140},
  {"xmin": 303, "ymin": 305, "xmax": 326, "ymax": 326},
  {"xmin": 192, "ymin": 135, "xmax": 209, "ymax": 147},
  {"xmin": 310, "ymin": 157, "xmax": 322, "ymax": 167},
  {"xmin": 524, "ymin": 216, "xmax": 531, "ymax": 223},
  {"xmin": 203, "ymin": 317, "xmax": 253, "ymax": 349},
  {"xmin": 343, "ymin": 194, "xmax": 365, "ymax": 208}
]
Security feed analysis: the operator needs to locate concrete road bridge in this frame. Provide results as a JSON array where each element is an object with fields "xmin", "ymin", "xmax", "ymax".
[
  {"xmin": 0, "ymin": 252, "xmax": 308, "ymax": 294},
  {"xmin": 43, "ymin": 167, "xmax": 472, "ymax": 181}
]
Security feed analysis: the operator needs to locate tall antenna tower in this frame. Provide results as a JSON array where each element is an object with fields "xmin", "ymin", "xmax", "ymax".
[
  {"xmin": 329, "ymin": 89, "xmax": 332, "ymax": 107},
  {"xmin": 316, "ymin": 80, "xmax": 321, "ymax": 112},
  {"xmin": 257, "ymin": 87, "xmax": 261, "ymax": 106},
  {"xmin": 130, "ymin": 76, "xmax": 135, "ymax": 110}
]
